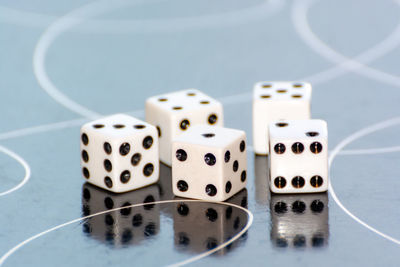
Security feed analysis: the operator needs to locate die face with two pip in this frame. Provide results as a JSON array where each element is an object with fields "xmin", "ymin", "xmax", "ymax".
[
  {"xmin": 252, "ymin": 81, "xmax": 312, "ymax": 155},
  {"xmin": 145, "ymin": 89, "xmax": 223, "ymax": 166},
  {"xmin": 172, "ymin": 125, "xmax": 247, "ymax": 202},
  {"xmin": 80, "ymin": 114, "xmax": 159, "ymax": 193},
  {"xmin": 269, "ymin": 119, "xmax": 328, "ymax": 194}
]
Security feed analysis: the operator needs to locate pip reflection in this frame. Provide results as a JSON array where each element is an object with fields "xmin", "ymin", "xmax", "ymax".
[
  {"xmin": 270, "ymin": 193, "xmax": 329, "ymax": 249},
  {"xmin": 81, "ymin": 183, "xmax": 160, "ymax": 247}
]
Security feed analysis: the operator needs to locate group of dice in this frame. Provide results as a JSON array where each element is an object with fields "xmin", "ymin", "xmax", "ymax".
[{"xmin": 80, "ymin": 81, "xmax": 328, "ymax": 202}]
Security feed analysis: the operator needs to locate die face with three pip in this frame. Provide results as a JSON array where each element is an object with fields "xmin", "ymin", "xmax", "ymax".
[
  {"xmin": 172, "ymin": 125, "xmax": 247, "ymax": 202},
  {"xmin": 269, "ymin": 119, "xmax": 328, "ymax": 194},
  {"xmin": 80, "ymin": 114, "xmax": 159, "ymax": 193},
  {"xmin": 145, "ymin": 89, "xmax": 223, "ymax": 166},
  {"xmin": 252, "ymin": 81, "xmax": 312, "ymax": 155}
]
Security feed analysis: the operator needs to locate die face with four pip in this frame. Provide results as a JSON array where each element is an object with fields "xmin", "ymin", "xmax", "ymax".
[
  {"xmin": 172, "ymin": 125, "xmax": 247, "ymax": 202},
  {"xmin": 80, "ymin": 114, "xmax": 159, "ymax": 193},
  {"xmin": 145, "ymin": 89, "xmax": 223, "ymax": 166},
  {"xmin": 269, "ymin": 119, "xmax": 328, "ymax": 194},
  {"xmin": 252, "ymin": 81, "xmax": 312, "ymax": 155}
]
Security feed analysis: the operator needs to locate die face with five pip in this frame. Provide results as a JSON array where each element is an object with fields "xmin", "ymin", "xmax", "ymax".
[
  {"xmin": 80, "ymin": 114, "xmax": 159, "ymax": 193},
  {"xmin": 269, "ymin": 119, "xmax": 328, "ymax": 194},
  {"xmin": 145, "ymin": 89, "xmax": 223, "ymax": 166},
  {"xmin": 172, "ymin": 125, "xmax": 247, "ymax": 202},
  {"xmin": 252, "ymin": 81, "xmax": 312, "ymax": 155}
]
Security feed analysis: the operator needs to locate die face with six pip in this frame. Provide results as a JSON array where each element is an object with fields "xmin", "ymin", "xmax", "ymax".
[
  {"xmin": 172, "ymin": 125, "xmax": 247, "ymax": 202},
  {"xmin": 269, "ymin": 119, "xmax": 328, "ymax": 194},
  {"xmin": 145, "ymin": 89, "xmax": 223, "ymax": 166},
  {"xmin": 252, "ymin": 81, "xmax": 312, "ymax": 155},
  {"xmin": 80, "ymin": 114, "xmax": 159, "ymax": 193}
]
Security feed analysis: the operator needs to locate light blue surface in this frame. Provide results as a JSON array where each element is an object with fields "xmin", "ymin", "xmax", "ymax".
[{"xmin": 1, "ymin": 0, "xmax": 400, "ymax": 266}]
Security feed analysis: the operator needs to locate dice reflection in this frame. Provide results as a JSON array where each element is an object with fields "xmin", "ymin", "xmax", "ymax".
[
  {"xmin": 254, "ymin": 155, "xmax": 270, "ymax": 206},
  {"xmin": 81, "ymin": 183, "xmax": 160, "ymax": 247},
  {"xmin": 173, "ymin": 189, "xmax": 248, "ymax": 255},
  {"xmin": 270, "ymin": 193, "xmax": 329, "ymax": 249},
  {"xmin": 158, "ymin": 163, "xmax": 174, "ymax": 201}
]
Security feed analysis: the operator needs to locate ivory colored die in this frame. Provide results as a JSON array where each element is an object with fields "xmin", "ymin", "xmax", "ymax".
[
  {"xmin": 172, "ymin": 125, "xmax": 247, "ymax": 201},
  {"xmin": 252, "ymin": 81, "xmax": 312, "ymax": 155},
  {"xmin": 145, "ymin": 89, "xmax": 223, "ymax": 166},
  {"xmin": 269, "ymin": 119, "xmax": 328, "ymax": 194},
  {"xmin": 80, "ymin": 114, "xmax": 159, "ymax": 193}
]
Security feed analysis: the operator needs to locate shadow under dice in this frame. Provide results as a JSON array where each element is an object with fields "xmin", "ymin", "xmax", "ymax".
[
  {"xmin": 172, "ymin": 125, "xmax": 247, "ymax": 202},
  {"xmin": 81, "ymin": 183, "xmax": 161, "ymax": 248},
  {"xmin": 145, "ymin": 89, "xmax": 223, "ymax": 166},
  {"xmin": 80, "ymin": 113, "xmax": 159, "ymax": 193},
  {"xmin": 252, "ymin": 81, "xmax": 311, "ymax": 155}
]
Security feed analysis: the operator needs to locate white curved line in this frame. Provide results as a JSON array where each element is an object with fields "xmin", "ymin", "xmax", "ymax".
[
  {"xmin": 33, "ymin": 0, "xmax": 283, "ymax": 119},
  {"xmin": 0, "ymin": 118, "xmax": 87, "ymax": 141},
  {"xmin": 1, "ymin": 0, "xmax": 284, "ymax": 32},
  {"xmin": 33, "ymin": 15, "xmax": 101, "ymax": 119},
  {"xmin": 328, "ymin": 117, "xmax": 400, "ymax": 245},
  {"xmin": 0, "ymin": 199, "xmax": 253, "ymax": 266},
  {"xmin": 292, "ymin": 0, "xmax": 400, "ymax": 86},
  {"xmin": 0, "ymin": 146, "xmax": 31, "ymax": 197},
  {"xmin": 338, "ymin": 146, "xmax": 400, "ymax": 156}
]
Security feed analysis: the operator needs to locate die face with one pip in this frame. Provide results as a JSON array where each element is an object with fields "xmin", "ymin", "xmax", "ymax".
[
  {"xmin": 145, "ymin": 89, "xmax": 223, "ymax": 166},
  {"xmin": 269, "ymin": 119, "xmax": 328, "ymax": 194},
  {"xmin": 172, "ymin": 125, "xmax": 247, "ymax": 202},
  {"xmin": 252, "ymin": 81, "xmax": 311, "ymax": 155},
  {"xmin": 80, "ymin": 114, "xmax": 159, "ymax": 193}
]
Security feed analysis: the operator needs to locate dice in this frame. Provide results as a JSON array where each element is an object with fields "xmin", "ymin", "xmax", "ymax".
[
  {"xmin": 252, "ymin": 81, "xmax": 311, "ymax": 155},
  {"xmin": 269, "ymin": 119, "xmax": 328, "ymax": 193},
  {"xmin": 80, "ymin": 114, "xmax": 159, "ymax": 193},
  {"xmin": 172, "ymin": 125, "xmax": 247, "ymax": 201},
  {"xmin": 145, "ymin": 89, "xmax": 223, "ymax": 166},
  {"xmin": 174, "ymin": 189, "xmax": 248, "ymax": 254},
  {"xmin": 82, "ymin": 183, "xmax": 160, "ymax": 247},
  {"xmin": 270, "ymin": 193, "xmax": 329, "ymax": 249}
]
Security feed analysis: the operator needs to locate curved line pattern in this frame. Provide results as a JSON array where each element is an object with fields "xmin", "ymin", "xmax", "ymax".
[
  {"xmin": 33, "ymin": 0, "xmax": 283, "ymax": 119},
  {"xmin": 292, "ymin": 0, "xmax": 400, "ymax": 86},
  {"xmin": 328, "ymin": 117, "xmax": 400, "ymax": 245},
  {"xmin": 0, "ymin": 146, "xmax": 31, "ymax": 197},
  {"xmin": 0, "ymin": 199, "xmax": 253, "ymax": 266},
  {"xmin": 0, "ymin": 0, "xmax": 284, "ymax": 32},
  {"xmin": 291, "ymin": 0, "xmax": 400, "ymax": 246}
]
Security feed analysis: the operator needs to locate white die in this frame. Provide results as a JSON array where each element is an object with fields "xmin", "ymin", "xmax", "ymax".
[
  {"xmin": 172, "ymin": 125, "xmax": 247, "ymax": 202},
  {"xmin": 173, "ymin": 190, "xmax": 248, "ymax": 254},
  {"xmin": 270, "ymin": 193, "xmax": 329, "ymax": 248},
  {"xmin": 82, "ymin": 183, "xmax": 160, "ymax": 247},
  {"xmin": 145, "ymin": 89, "xmax": 223, "ymax": 166},
  {"xmin": 268, "ymin": 119, "xmax": 328, "ymax": 194},
  {"xmin": 80, "ymin": 114, "xmax": 159, "ymax": 193},
  {"xmin": 252, "ymin": 81, "xmax": 311, "ymax": 155}
]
